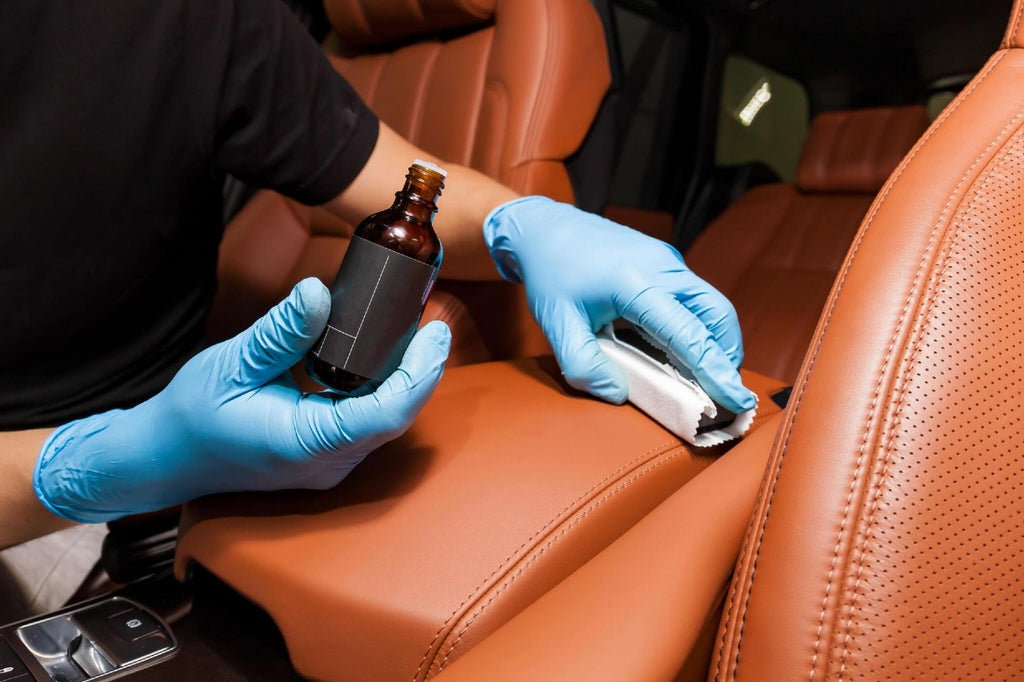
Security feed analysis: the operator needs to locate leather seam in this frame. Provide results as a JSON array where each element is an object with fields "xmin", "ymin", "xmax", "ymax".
[
  {"xmin": 477, "ymin": 78, "xmax": 509, "ymax": 179},
  {"xmin": 410, "ymin": 437, "xmax": 681, "ymax": 681},
  {"xmin": 433, "ymin": 295, "xmax": 460, "ymax": 325},
  {"xmin": 411, "ymin": 0, "xmax": 426, "ymax": 23},
  {"xmin": 713, "ymin": 413, "xmax": 788, "ymax": 680},
  {"xmin": 719, "ymin": 48, "xmax": 1006, "ymax": 681},
  {"xmin": 433, "ymin": 443, "xmax": 692, "ymax": 672},
  {"xmin": 364, "ymin": 53, "xmax": 388, "ymax": 110},
  {"xmin": 351, "ymin": 0, "xmax": 372, "ymax": 39},
  {"xmin": 519, "ymin": 0, "xmax": 559, "ymax": 164},
  {"xmin": 822, "ymin": 115, "xmax": 848, "ymax": 192},
  {"xmin": 1010, "ymin": 4, "xmax": 1023, "ymax": 48},
  {"xmin": 410, "ymin": 43, "xmax": 443, "ymax": 145},
  {"xmin": 806, "ymin": 51, "xmax": 1013, "ymax": 682},
  {"xmin": 459, "ymin": 28, "xmax": 493, "ymax": 166},
  {"xmin": 833, "ymin": 116, "xmax": 1024, "ymax": 681}
]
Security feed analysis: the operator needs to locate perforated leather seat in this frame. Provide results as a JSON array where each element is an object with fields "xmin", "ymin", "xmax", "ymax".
[
  {"xmin": 711, "ymin": 7, "xmax": 1024, "ymax": 675},
  {"xmin": 685, "ymin": 106, "xmax": 930, "ymax": 383},
  {"xmin": 208, "ymin": 0, "xmax": 610, "ymax": 366}
]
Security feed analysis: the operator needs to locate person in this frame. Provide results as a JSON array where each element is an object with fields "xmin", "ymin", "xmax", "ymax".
[{"xmin": 0, "ymin": 0, "xmax": 756, "ymax": 555}]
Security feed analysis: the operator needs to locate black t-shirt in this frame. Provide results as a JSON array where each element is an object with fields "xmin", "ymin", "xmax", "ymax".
[{"xmin": 0, "ymin": 0, "xmax": 379, "ymax": 429}]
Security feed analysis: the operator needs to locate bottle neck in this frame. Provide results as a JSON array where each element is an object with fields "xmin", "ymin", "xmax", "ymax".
[{"xmin": 392, "ymin": 173, "xmax": 443, "ymax": 224}]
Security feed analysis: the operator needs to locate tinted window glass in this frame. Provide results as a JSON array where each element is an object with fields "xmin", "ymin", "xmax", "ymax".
[{"xmin": 715, "ymin": 55, "xmax": 809, "ymax": 181}]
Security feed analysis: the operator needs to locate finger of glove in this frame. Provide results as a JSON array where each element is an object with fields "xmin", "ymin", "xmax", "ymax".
[
  {"xmin": 658, "ymin": 252, "xmax": 744, "ymax": 368},
  {"xmin": 547, "ymin": 300, "xmax": 628, "ymax": 404},
  {"xmin": 624, "ymin": 290, "xmax": 756, "ymax": 413},
  {"xmin": 233, "ymin": 278, "xmax": 331, "ymax": 388},
  {"xmin": 673, "ymin": 284, "xmax": 745, "ymax": 368},
  {"xmin": 320, "ymin": 321, "xmax": 451, "ymax": 452}
]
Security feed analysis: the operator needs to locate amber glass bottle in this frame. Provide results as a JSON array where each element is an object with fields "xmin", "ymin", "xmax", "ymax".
[{"xmin": 306, "ymin": 161, "xmax": 445, "ymax": 395}]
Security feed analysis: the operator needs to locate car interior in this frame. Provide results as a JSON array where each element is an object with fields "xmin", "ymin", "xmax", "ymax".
[{"xmin": 3, "ymin": 0, "xmax": 1023, "ymax": 679}]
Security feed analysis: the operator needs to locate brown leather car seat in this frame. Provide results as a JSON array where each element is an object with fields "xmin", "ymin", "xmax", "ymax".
[
  {"xmin": 684, "ymin": 105, "xmax": 929, "ymax": 383},
  {"xmin": 208, "ymin": 0, "xmax": 610, "ymax": 365},
  {"xmin": 711, "ymin": 11, "xmax": 1024, "ymax": 676},
  {"xmin": 427, "ymin": 4, "xmax": 1024, "ymax": 677}
]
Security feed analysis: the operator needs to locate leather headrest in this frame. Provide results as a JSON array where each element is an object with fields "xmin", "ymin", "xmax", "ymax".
[
  {"xmin": 325, "ymin": 0, "xmax": 497, "ymax": 49},
  {"xmin": 796, "ymin": 106, "xmax": 930, "ymax": 194}
]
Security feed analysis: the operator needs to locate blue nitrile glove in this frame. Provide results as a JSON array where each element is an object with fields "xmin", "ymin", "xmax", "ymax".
[
  {"xmin": 484, "ymin": 196, "xmax": 756, "ymax": 413},
  {"xmin": 34, "ymin": 278, "xmax": 450, "ymax": 524}
]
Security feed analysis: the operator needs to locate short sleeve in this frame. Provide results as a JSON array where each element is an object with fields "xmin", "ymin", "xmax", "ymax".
[{"xmin": 188, "ymin": 0, "xmax": 379, "ymax": 205}]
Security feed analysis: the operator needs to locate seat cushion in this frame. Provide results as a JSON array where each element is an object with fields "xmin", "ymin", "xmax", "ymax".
[{"xmin": 176, "ymin": 359, "xmax": 785, "ymax": 682}]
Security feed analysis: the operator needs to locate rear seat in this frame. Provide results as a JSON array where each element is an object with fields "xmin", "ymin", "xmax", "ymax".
[
  {"xmin": 684, "ymin": 106, "xmax": 930, "ymax": 383},
  {"xmin": 207, "ymin": 0, "xmax": 610, "ymax": 368}
]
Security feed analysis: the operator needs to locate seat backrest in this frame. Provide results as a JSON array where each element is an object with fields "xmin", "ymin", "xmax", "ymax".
[
  {"xmin": 209, "ymin": 0, "xmax": 610, "ymax": 360},
  {"xmin": 712, "ymin": 4, "xmax": 1024, "ymax": 678},
  {"xmin": 324, "ymin": 0, "xmax": 607, "ymax": 201},
  {"xmin": 685, "ymin": 106, "xmax": 929, "ymax": 383}
]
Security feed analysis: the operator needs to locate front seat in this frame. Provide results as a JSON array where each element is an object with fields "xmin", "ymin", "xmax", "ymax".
[
  {"xmin": 207, "ymin": 0, "xmax": 610, "ymax": 366},
  {"xmin": 712, "ymin": 15, "xmax": 1024, "ymax": 679},
  {"xmin": 425, "ymin": 0, "xmax": 1024, "ymax": 678}
]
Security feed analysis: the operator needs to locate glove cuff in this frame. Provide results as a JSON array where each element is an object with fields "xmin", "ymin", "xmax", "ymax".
[{"xmin": 34, "ymin": 412, "xmax": 128, "ymax": 524}]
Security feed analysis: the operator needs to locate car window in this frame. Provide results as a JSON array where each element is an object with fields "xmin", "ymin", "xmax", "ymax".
[{"xmin": 715, "ymin": 55, "xmax": 809, "ymax": 182}]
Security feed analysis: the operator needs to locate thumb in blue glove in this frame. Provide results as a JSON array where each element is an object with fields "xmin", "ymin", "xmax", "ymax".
[
  {"xmin": 34, "ymin": 278, "xmax": 451, "ymax": 523},
  {"xmin": 484, "ymin": 196, "xmax": 756, "ymax": 413}
]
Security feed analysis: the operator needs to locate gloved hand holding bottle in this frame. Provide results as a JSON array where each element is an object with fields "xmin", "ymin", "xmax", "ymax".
[
  {"xmin": 484, "ymin": 196, "xmax": 756, "ymax": 414},
  {"xmin": 33, "ymin": 278, "xmax": 451, "ymax": 524}
]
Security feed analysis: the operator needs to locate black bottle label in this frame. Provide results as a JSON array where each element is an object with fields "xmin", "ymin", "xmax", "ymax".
[{"xmin": 311, "ymin": 236, "xmax": 439, "ymax": 382}]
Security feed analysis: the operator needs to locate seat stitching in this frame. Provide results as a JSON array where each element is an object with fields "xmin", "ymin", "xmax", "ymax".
[
  {"xmin": 805, "ymin": 58, "xmax": 1017, "ymax": 682},
  {"xmin": 804, "ymin": 59, "xmax": 1019, "ymax": 682},
  {"xmin": 834, "ymin": 118, "xmax": 1024, "ymax": 681},
  {"xmin": 713, "ymin": 415, "xmax": 789, "ymax": 679},
  {"xmin": 364, "ymin": 53, "xmax": 388, "ymax": 109},
  {"xmin": 865, "ymin": 108, "xmax": 896, "ymax": 188},
  {"xmin": 519, "ymin": 0, "xmax": 559, "ymax": 163},
  {"xmin": 410, "ymin": 43, "xmax": 443, "ymax": 146},
  {"xmin": 460, "ymin": 28, "xmax": 494, "ymax": 167},
  {"xmin": 434, "ymin": 445, "xmax": 692, "ymax": 672},
  {"xmin": 822, "ymin": 115, "xmax": 848, "ymax": 189},
  {"xmin": 410, "ymin": 437, "xmax": 680, "ymax": 681},
  {"xmin": 717, "ymin": 48, "xmax": 1006, "ymax": 681},
  {"xmin": 351, "ymin": 0, "xmax": 372, "ymax": 38},
  {"xmin": 1010, "ymin": 3, "xmax": 1023, "ymax": 47}
]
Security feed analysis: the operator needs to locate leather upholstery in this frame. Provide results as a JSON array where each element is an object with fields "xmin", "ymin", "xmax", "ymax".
[
  {"xmin": 685, "ymin": 107, "xmax": 929, "ymax": 383},
  {"xmin": 325, "ymin": 0, "xmax": 496, "ymax": 49},
  {"xmin": 686, "ymin": 185, "xmax": 874, "ymax": 383},
  {"xmin": 1002, "ymin": 0, "xmax": 1024, "ymax": 48},
  {"xmin": 432, "ymin": 412, "xmax": 783, "ymax": 682},
  {"xmin": 797, "ymin": 107, "xmax": 931, "ymax": 194},
  {"xmin": 175, "ymin": 361, "xmax": 784, "ymax": 682},
  {"xmin": 208, "ymin": 0, "xmax": 610, "ymax": 365},
  {"xmin": 714, "ymin": 7, "xmax": 1024, "ymax": 677}
]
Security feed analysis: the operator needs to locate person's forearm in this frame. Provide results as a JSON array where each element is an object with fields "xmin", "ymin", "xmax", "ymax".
[
  {"xmin": 325, "ymin": 122, "xmax": 518, "ymax": 281},
  {"xmin": 0, "ymin": 429, "xmax": 73, "ymax": 549}
]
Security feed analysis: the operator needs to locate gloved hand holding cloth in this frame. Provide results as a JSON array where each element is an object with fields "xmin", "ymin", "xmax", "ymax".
[
  {"xmin": 34, "ymin": 278, "xmax": 451, "ymax": 524},
  {"xmin": 484, "ymin": 196, "xmax": 756, "ymax": 414}
]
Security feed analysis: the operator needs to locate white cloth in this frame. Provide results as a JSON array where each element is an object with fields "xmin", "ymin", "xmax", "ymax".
[{"xmin": 596, "ymin": 325, "xmax": 756, "ymax": 447}]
